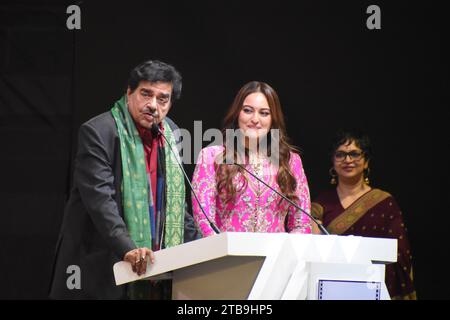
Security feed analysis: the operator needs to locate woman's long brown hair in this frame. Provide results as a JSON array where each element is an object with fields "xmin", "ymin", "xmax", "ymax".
[{"xmin": 216, "ymin": 81, "xmax": 300, "ymax": 203}]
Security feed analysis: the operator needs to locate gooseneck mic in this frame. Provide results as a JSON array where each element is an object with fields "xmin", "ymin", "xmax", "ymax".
[
  {"xmin": 151, "ymin": 123, "xmax": 220, "ymax": 234},
  {"xmin": 230, "ymin": 163, "xmax": 330, "ymax": 235}
]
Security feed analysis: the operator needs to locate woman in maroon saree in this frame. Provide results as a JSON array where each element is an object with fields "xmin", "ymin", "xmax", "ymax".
[{"xmin": 311, "ymin": 130, "xmax": 416, "ymax": 300}]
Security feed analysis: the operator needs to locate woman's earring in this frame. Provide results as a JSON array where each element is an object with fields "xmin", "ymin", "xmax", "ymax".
[
  {"xmin": 329, "ymin": 168, "xmax": 337, "ymax": 185},
  {"xmin": 364, "ymin": 168, "xmax": 370, "ymax": 185}
]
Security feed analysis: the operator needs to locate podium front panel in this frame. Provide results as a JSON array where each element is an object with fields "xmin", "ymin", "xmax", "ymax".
[{"xmin": 172, "ymin": 256, "xmax": 265, "ymax": 300}]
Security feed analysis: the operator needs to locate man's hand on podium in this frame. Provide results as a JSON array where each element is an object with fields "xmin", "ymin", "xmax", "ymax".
[{"xmin": 123, "ymin": 248, "xmax": 155, "ymax": 276}]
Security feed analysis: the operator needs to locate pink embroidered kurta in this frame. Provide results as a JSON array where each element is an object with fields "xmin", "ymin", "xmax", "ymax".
[{"xmin": 192, "ymin": 145, "xmax": 312, "ymax": 237}]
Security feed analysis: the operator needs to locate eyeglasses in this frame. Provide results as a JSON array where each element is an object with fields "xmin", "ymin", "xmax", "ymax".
[{"xmin": 334, "ymin": 150, "xmax": 364, "ymax": 162}]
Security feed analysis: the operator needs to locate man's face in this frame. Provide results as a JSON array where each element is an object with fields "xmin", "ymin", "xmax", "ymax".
[{"xmin": 127, "ymin": 81, "xmax": 173, "ymax": 129}]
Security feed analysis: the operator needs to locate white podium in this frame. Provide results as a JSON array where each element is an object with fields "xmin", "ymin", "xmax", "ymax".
[{"xmin": 113, "ymin": 232, "xmax": 397, "ymax": 300}]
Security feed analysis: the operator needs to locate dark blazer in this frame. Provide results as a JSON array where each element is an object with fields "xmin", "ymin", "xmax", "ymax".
[{"xmin": 49, "ymin": 112, "xmax": 200, "ymax": 299}]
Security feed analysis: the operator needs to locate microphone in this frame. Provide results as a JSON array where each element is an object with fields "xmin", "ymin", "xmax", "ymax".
[
  {"xmin": 150, "ymin": 122, "xmax": 160, "ymax": 136},
  {"xmin": 151, "ymin": 123, "xmax": 220, "ymax": 234},
  {"xmin": 229, "ymin": 163, "xmax": 330, "ymax": 235}
]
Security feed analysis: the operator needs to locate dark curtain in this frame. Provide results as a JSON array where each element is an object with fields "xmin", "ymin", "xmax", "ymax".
[{"xmin": 0, "ymin": 1, "xmax": 74, "ymax": 299}]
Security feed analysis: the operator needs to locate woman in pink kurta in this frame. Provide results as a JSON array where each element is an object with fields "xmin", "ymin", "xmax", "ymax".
[{"xmin": 191, "ymin": 81, "xmax": 312, "ymax": 237}]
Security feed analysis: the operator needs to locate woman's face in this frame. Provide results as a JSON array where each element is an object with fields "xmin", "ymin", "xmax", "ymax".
[
  {"xmin": 333, "ymin": 140, "xmax": 368, "ymax": 183},
  {"xmin": 238, "ymin": 92, "xmax": 272, "ymax": 140}
]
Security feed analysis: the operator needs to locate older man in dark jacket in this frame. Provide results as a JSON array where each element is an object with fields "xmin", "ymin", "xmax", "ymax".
[{"xmin": 49, "ymin": 60, "xmax": 200, "ymax": 299}]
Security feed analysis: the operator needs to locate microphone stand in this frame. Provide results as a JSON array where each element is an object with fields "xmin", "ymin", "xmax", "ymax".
[{"xmin": 153, "ymin": 124, "xmax": 220, "ymax": 234}]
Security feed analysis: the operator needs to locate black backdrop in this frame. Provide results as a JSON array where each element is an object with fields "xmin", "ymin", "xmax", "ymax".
[{"xmin": 0, "ymin": 0, "xmax": 448, "ymax": 299}]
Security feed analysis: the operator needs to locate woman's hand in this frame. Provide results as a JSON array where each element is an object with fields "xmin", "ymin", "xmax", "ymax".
[{"xmin": 312, "ymin": 220, "xmax": 324, "ymax": 234}]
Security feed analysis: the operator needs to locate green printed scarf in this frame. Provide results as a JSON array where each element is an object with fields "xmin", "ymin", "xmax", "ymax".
[{"xmin": 111, "ymin": 95, "xmax": 185, "ymax": 249}]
